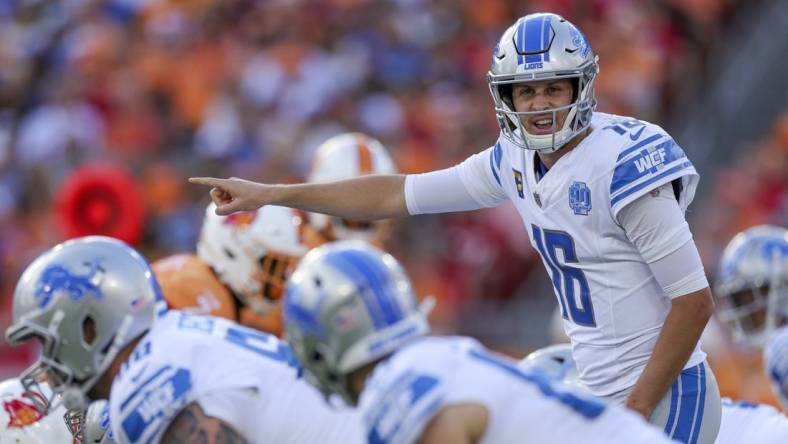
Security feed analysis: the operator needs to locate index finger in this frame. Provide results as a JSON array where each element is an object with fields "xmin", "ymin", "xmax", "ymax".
[{"xmin": 188, "ymin": 177, "xmax": 228, "ymax": 187}]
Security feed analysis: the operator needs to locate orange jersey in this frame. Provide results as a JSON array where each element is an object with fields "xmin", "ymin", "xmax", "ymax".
[
  {"xmin": 152, "ymin": 254, "xmax": 285, "ymax": 336},
  {"xmin": 152, "ymin": 254, "xmax": 237, "ymax": 319}
]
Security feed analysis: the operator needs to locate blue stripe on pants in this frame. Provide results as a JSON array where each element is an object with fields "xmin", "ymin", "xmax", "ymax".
[
  {"xmin": 670, "ymin": 363, "xmax": 706, "ymax": 444},
  {"xmin": 689, "ymin": 363, "xmax": 707, "ymax": 444},
  {"xmin": 663, "ymin": 379, "xmax": 679, "ymax": 435}
]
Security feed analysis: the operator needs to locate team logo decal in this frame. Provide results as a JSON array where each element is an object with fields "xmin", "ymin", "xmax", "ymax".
[
  {"xmin": 4, "ymin": 391, "xmax": 46, "ymax": 428},
  {"xmin": 35, "ymin": 259, "xmax": 105, "ymax": 308},
  {"xmin": 569, "ymin": 181, "xmax": 592, "ymax": 216}
]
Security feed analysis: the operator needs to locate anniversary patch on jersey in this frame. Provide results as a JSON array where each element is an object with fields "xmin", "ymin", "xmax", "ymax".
[{"xmin": 568, "ymin": 181, "xmax": 591, "ymax": 215}]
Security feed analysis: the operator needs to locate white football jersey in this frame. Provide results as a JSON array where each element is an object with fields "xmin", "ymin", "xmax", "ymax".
[
  {"xmin": 715, "ymin": 398, "xmax": 788, "ymax": 444},
  {"xmin": 765, "ymin": 326, "xmax": 788, "ymax": 409},
  {"xmin": 359, "ymin": 336, "xmax": 674, "ymax": 444},
  {"xmin": 455, "ymin": 111, "xmax": 705, "ymax": 397},
  {"xmin": 108, "ymin": 310, "xmax": 363, "ymax": 444}
]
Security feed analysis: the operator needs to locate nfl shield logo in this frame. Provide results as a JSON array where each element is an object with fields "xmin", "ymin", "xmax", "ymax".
[{"xmin": 569, "ymin": 181, "xmax": 592, "ymax": 215}]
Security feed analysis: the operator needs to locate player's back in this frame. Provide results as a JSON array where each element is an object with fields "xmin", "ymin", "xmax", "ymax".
[
  {"xmin": 716, "ymin": 398, "xmax": 788, "ymax": 444},
  {"xmin": 109, "ymin": 310, "xmax": 363, "ymax": 444},
  {"xmin": 360, "ymin": 336, "xmax": 673, "ymax": 444}
]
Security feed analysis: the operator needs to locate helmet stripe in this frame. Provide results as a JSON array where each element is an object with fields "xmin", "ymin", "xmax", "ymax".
[
  {"xmin": 324, "ymin": 249, "xmax": 403, "ymax": 329},
  {"xmin": 540, "ymin": 15, "xmax": 551, "ymax": 62},
  {"xmin": 515, "ymin": 15, "xmax": 554, "ymax": 66},
  {"xmin": 354, "ymin": 135, "xmax": 373, "ymax": 174}
]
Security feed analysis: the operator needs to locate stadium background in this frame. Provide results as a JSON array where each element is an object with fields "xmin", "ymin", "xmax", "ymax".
[{"xmin": 0, "ymin": 0, "xmax": 785, "ymax": 406}]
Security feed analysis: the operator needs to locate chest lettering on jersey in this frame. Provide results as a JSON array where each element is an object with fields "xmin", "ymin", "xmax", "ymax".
[
  {"xmin": 568, "ymin": 181, "xmax": 591, "ymax": 216},
  {"xmin": 512, "ymin": 169, "xmax": 525, "ymax": 199},
  {"xmin": 633, "ymin": 147, "xmax": 667, "ymax": 174}
]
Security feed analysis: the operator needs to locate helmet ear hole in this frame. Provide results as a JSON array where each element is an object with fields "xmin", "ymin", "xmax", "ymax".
[{"xmin": 82, "ymin": 316, "xmax": 97, "ymax": 346}]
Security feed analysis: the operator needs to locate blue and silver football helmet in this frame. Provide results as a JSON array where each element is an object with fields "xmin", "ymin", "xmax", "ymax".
[
  {"xmin": 518, "ymin": 343, "xmax": 587, "ymax": 392},
  {"xmin": 487, "ymin": 12, "xmax": 599, "ymax": 153},
  {"xmin": 283, "ymin": 241, "xmax": 433, "ymax": 405},
  {"xmin": 5, "ymin": 236, "xmax": 167, "ymax": 412},
  {"xmin": 715, "ymin": 225, "xmax": 788, "ymax": 347}
]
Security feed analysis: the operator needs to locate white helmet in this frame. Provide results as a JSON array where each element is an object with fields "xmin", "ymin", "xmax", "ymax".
[
  {"xmin": 308, "ymin": 133, "xmax": 396, "ymax": 243},
  {"xmin": 0, "ymin": 377, "xmax": 74, "ymax": 443},
  {"xmin": 518, "ymin": 344, "xmax": 586, "ymax": 392},
  {"xmin": 487, "ymin": 13, "xmax": 599, "ymax": 153},
  {"xmin": 197, "ymin": 203, "xmax": 306, "ymax": 316}
]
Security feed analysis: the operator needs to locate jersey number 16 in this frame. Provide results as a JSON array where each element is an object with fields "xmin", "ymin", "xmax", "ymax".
[{"xmin": 532, "ymin": 225, "xmax": 596, "ymax": 327}]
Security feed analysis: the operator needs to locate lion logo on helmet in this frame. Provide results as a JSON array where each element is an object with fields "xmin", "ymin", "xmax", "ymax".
[{"xmin": 34, "ymin": 259, "xmax": 105, "ymax": 309}]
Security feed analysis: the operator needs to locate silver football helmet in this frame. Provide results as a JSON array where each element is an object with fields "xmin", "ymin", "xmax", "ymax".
[
  {"xmin": 518, "ymin": 343, "xmax": 586, "ymax": 391},
  {"xmin": 715, "ymin": 225, "xmax": 788, "ymax": 348},
  {"xmin": 5, "ymin": 236, "xmax": 167, "ymax": 413},
  {"xmin": 487, "ymin": 12, "xmax": 599, "ymax": 153},
  {"xmin": 283, "ymin": 241, "xmax": 433, "ymax": 404}
]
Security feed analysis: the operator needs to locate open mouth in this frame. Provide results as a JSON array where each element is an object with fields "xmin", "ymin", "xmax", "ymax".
[{"xmin": 528, "ymin": 116, "xmax": 556, "ymax": 134}]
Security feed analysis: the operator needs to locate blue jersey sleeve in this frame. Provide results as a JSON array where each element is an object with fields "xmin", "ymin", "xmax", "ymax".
[{"xmin": 608, "ymin": 125, "xmax": 699, "ymax": 218}]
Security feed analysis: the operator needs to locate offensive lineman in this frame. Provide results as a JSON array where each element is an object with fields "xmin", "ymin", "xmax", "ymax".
[
  {"xmin": 190, "ymin": 12, "xmax": 721, "ymax": 442},
  {"xmin": 4, "ymin": 236, "xmax": 362, "ymax": 444}
]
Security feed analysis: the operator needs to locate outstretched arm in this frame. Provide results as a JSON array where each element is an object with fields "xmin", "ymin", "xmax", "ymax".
[
  {"xmin": 189, "ymin": 175, "xmax": 408, "ymax": 219},
  {"xmin": 162, "ymin": 402, "xmax": 247, "ymax": 444}
]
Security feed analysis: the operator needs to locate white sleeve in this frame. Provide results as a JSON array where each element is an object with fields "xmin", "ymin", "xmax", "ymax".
[
  {"xmin": 404, "ymin": 147, "xmax": 508, "ymax": 215},
  {"xmin": 617, "ymin": 183, "xmax": 709, "ymax": 298}
]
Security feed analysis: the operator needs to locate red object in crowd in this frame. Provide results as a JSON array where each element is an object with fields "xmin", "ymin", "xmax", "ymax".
[{"xmin": 54, "ymin": 163, "xmax": 144, "ymax": 245}]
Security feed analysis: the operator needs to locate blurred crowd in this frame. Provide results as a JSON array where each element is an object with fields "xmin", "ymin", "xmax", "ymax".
[{"xmin": 0, "ymin": 0, "xmax": 785, "ymax": 378}]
